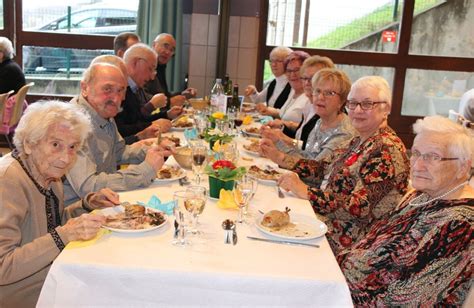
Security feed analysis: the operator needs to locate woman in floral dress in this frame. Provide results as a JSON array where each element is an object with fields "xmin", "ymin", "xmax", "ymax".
[
  {"xmin": 278, "ymin": 76, "xmax": 410, "ymax": 253},
  {"xmin": 338, "ymin": 115, "xmax": 473, "ymax": 306}
]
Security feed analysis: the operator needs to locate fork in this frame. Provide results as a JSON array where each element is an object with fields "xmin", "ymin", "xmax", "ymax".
[
  {"xmin": 277, "ymin": 185, "xmax": 285, "ymax": 198},
  {"xmin": 179, "ymin": 176, "xmax": 190, "ymax": 186}
]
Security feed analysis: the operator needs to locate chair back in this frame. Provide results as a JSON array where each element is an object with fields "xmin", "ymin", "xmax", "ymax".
[
  {"xmin": 7, "ymin": 82, "xmax": 34, "ymax": 128},
  {"xmin": 0, "ymin": 90, "xmax": 14, "ymax": 117}
]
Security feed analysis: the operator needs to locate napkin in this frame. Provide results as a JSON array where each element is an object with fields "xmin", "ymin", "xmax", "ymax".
[
  {"xmin": 216, "ymin": 189, "xmax": 238, "ymax": 210},
  {"xmin": 137, "ymin": 195, "xmax": 175, "ymax": 215},
  {"xmin": 259, "ymin": 116, "xmax": 273, "ymax": 124},
  {"xmin": 184, "ymin": 128, "xmax": 198, "ymax": 141},
  {"xmin": 65, "ymin": 210, "xmax": 110, "ymax": 249}
]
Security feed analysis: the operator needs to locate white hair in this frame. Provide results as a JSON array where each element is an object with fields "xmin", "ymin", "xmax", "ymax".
[
  {"xmin": 0, "ymin": 36, "xmax": 14, "ymax": 59},
  {"xmin": 350, "ymin": 76, "xmax": 392, "ymax": 113},
  {"xmin": 123, "ymin": 43, "xmax": 156, "ymax": 64},
  {"xmin": 269, "ymin": 46, "xmax": 293, "ymax": 59},
  {"xmin": 13, "ymin": 100, "xmax": 92, "ymax": 154},
  {"xmin": 82, "ymin": 62, "xmax": 124, "ymax": 84},
  {"xmin": 90, "ymin": 55, "xmax": 127, "ymax": 78},
  {"xmin": 413, "ymin": 115, "xmax": 474, "ymax": 166}
]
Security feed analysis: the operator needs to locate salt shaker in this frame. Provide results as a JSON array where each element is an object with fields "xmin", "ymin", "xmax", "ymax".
[{"xmin": 222, "ymin": 219, "xmax": 234, "ymax": 244}]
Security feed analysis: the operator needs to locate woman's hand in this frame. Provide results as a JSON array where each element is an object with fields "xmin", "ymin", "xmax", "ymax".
[
  {"xmin": 59, "ymin": 214, "xmax": 106, "ymax": 242},
  {"xmin": 260, "ymin": 126, "xmax": 283, "ymax": 143},
  {"xmin": 245, "ymin": 85, "xmax": 257, "ymax": 96},
  {"xmin": 260, "ymin": 138, "xmax": 285, "ymax": 165},
  {"xmin": 267, "ymin": 119, "xmax": 284, "ymax": 129},
  {"xmin": 278, "ymin": 172, "xmax": 309, "ymax": 200},
  {"xmin": 86, "ymin": 188, "xmax": 120, "ymax": 210}
]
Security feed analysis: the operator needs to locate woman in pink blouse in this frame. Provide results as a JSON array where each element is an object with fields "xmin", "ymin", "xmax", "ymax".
[{"xmin": 278, "ymin": 76, "xmax": 410, "ymax": 253}]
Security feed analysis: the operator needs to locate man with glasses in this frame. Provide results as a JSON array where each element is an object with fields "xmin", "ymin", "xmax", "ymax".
[
  {"xmin": 145, "ymin": 33, "xmax": 197, "ymax": 107},
  {"xmin": 115, "ymin": 43, "xmax": 183, "ymax": 144}
]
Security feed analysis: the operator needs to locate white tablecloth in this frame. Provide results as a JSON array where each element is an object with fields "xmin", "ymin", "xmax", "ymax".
[{"xmin": 37, "ymin": 134, "xmax": 352, "ymax": 307}]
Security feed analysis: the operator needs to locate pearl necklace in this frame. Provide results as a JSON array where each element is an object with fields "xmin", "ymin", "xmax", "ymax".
[{"xmin": 408, "ymin": 180, "xmax": 469, "ymax": 206}]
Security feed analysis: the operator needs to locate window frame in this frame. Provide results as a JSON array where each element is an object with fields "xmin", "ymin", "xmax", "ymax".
[{"xmin": 257, "ymin": 0, "xmax": 474, "ymax": 146}]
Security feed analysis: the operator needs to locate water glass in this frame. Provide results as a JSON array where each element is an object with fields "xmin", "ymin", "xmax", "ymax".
[
  {"xmin": 185, "ymin": 185, "xmax": 207, "ymax": 234},
  {"xmin": 172, "ymin": 191, "xmax": 193, "ymax": 246},
  {"xmin": 191, "ymin": 144, "xmax": 208, "ymax": 185},
  {"xmin": 233, "ymin": 176, "xmax": 257, "ymax": 223}
]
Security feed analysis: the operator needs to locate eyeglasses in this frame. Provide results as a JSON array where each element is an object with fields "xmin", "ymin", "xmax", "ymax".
[
  {"xmin": 312, "ymin": 88, "xmax": 340, "ymax": 98},
  {"xmin": 300, "ymin": 76, "xmax": 312, "ymax": 82},
  {"xmin": 138, "ymin": 58, "xmax": 156, "ymax": 75},
  {"xmin": 160, "ymin": 42, "xmax": 175, "ymax": 54},
  {"xmin": 346, "ymin": 100, "xmax": 386, "ymax": 110},
  {"xmin": 269, "ymin": 59, "xmax": 284, "ymax": 64},
  {"xmin": 285, "ymin": 68, "xmax": 300, "ymax": 74},
  {"xmin": 409, "ymin": 149, "xmax": 459, "ymax": 164}
]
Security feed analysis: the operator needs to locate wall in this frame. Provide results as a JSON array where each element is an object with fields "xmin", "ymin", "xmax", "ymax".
[{"xmin": 187, "ymin": 0, "xmax": 261, "ymax": 98}]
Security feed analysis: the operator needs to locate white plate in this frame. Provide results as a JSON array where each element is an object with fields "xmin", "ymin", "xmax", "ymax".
[
  {"xmin": 101, "ymin": 206, "xmax": 168, "ymax": 233},
  {"xmin": 171, "ymin": 125, "xmax": 194, "ymax": 131},
  {"xmin": 243, "ymin": 128, "xmax": 261, "ymax": 138},
  {"xmin": 242, "ymin": 147, "xmax": 261, "ymax": 157},
  {"xmin": 247, "ymin": 166, "xmax": 286, "ymax": 184},
  {"xmin": 255, "ymin": 213, "xmax": 327, "ymax": 240},
  {"xmin": 155, "ymin": 166, "xmax": 186, "ymax": 182}
]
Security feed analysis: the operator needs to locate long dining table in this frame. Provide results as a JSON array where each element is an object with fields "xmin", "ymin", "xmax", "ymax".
[{"xmin": 37, "ymin": 129, "xmax": 353, "ymax": 307}]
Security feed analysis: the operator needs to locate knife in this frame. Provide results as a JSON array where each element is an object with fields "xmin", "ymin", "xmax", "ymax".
[
  {"xmin": 246, "ymin": 236, "xmax": 319, "ymax": 248},
  {"xmin": 173, "ymin": 219, "xmax": 179, "ymax": 239}
]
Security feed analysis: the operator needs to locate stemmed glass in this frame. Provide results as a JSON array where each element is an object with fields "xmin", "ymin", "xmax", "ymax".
[
  {"xmin": 233, "ymin": 175, "xmax": 257, "ymax": 224},
  {"xmin": 233, "ymin": 111, "xmax": 244, "ymax": 136},
  {"xmin": 172, "ymin": 191, "xmax": 192, "ymax": 247},
  {"xmin": 185, "ymin": 185, "xmax": 207, "ymax": 234},
  {"xmin": 194, "ymin": 112, "xmax": 208, "ymax": 138},
  {"xmin": 191, "ymin": 143, "xmax": 208, "ymax": 185}
]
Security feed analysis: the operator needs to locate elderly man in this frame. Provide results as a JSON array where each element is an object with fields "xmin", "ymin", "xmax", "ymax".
[
  {"xmin": 114, "ymin": 32, "xmax": 140, "ymax": 58},
  {"xmin": 63, "ymin": 62, "xmax": 171, "ymax": 205},
  {"xmin": 115, "ymin": 43, "xmax": 182, "ymax": 144},
  {"xmin": 145, "ymin": 33, "xmax": 197, "ymax": 107}
]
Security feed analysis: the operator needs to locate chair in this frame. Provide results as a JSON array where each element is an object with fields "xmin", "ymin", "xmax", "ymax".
[{"xmin": 0, "ymin": 82, "xmax": 34, "ymax": 149}]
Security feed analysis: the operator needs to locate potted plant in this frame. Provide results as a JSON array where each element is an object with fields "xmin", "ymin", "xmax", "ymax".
[{"xmin": 205, "ymin": 160, "xmax": 246, "ymax": 198}]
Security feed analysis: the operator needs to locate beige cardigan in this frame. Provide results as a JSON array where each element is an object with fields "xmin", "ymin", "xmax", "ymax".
[{"xmin": 0, "ymin": 153, "xmax": 88, "ymax": 307}]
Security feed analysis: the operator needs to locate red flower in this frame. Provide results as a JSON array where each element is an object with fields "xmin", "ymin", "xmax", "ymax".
[
  {"xmin": 212, "ymin": 160, "xmax": 236, "ymax": 170},
  {"xmin": 339, "ymin": 234, "xmax": 352, "ymax": 247}
]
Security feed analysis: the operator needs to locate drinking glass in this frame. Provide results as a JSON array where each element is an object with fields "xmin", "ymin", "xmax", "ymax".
[
  {"xmin": 172, "ymin": 191, "xmax": 193, "ymax": 246},
  {"xmin": 233, "ymin": 111, "xmax": 244, "ymax": 136},
  {"xmin": 185, "ymin": 185, "xmax": 207, "ymax": 234},
  {"xmin": 194, "ymin": 112, "xmax": 208, "ymax": 138},
  {"xmin": 191, "ymin": 144, "xmax": 208, "ymax": 185},
  {"xmin": 233, "ymin": 176, "xmax": 257, "ymax": 223}
]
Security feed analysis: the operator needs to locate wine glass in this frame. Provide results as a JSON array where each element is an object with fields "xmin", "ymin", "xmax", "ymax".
[
  {"xmin": 233, "ymin": 176, "xmax": 256, "ymax": 224},
  {"xmin": 194, "ymin": 112, "xmax": 208, "ymax": 138},
  {"xmin": 243, "ymin": 175, "xmax": 258, "ymax": 216},
  {"xmin": 185, "ymin": 185, "xmax": 207, "ymax": 234},
  {"xmin": 172, "ymin": 190, "xmax": 193, "ymax": 246},
  {"xmin": 191, "ymin": 144, "xmax": 208, "ymax": 185},
  {"xmin": 233, "ymin": 111, "xmax": 244, "ymax": 136}
]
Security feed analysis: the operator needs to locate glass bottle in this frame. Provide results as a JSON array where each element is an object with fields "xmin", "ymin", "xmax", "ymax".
[{"xmin": 210, "ymin": 78, "xmax": 226, "ymax": 113}]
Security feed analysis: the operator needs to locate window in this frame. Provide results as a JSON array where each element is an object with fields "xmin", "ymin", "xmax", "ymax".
[{"xmin": 259, "ymin": 0, "xmax": 474, "ymax": 145}]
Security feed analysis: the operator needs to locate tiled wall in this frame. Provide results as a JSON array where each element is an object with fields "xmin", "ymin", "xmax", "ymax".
[{"xmin": 188, "ymin": 14, "xmax": 259, "ymax": 98}]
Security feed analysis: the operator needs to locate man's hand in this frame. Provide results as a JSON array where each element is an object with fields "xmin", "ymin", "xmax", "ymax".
[
  {"xmin": 167, "ymin": 106, "xmax": 184, "ymax": 119},
  {"xmin": 144, "ymin": 146, "xmax": 165, "ymax": 171},
  {"xmin": 182, "ymin": 87, "xmax": 197, "ymax": 99},
  {"xmin": 153, "ymin": 118, "xmax": 172, "ymax": 132},
  {"xmin": 86, "ymin": 188, "xmax": 120, "ymax": 210},
  {"xmin": 170, "ymin": 95, "xmax": 186, "ymax": 107},
  {"xmin": 150, "ymin": 93, "xmax": 167, "ymax": 108}
]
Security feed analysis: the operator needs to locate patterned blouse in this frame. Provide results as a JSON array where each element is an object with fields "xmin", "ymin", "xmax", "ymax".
[
  {"xmin": 292, "ymin": 126, "xmax": 410, "ymax": 253},
  {"xmin": 337, "ymin": 192, "xmax": 474, "ymax": 306}
]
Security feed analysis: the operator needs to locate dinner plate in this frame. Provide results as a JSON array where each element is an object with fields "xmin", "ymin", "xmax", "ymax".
[
  {"xmin": 255, "ymin": 213, "xmax": 327, "ymax": 240},
  {"xmin": 171, "ymin": 125, "xmax": 194, "ymax": 131},
  {"xmin": 243, "ymin": 128, "xmax": 261, "ymax": 138},
  {"xmin": 247, "ymin": 166, "xmax": 286, "ymax": 184},
  {"xmin": 242, "ymin": 147, "xmax": 261, "ymax": 157},
  {"xmin": 155, "ymin": 166, "xmax": 186, "ymax": 182},
  {"xmin": 101, "ymin": 206, "xmax": 168, "ymax": 233}
]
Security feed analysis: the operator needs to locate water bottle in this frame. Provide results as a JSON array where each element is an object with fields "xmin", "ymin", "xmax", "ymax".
[{"xmin": 210, "ymin": 78, "xmax": 226, "ymax": 113}]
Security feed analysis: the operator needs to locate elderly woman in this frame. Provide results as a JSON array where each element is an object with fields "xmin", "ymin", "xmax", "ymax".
[
  {"xmin": 338, "ymin": 116, "xmax": 473, "ymax": 306},
  {"xmin": 261, "ymin": 68, "xmax": 355, "ymax": 170},
  {"xmin": 245, "ymin": 46, "xmax": 293, "ymax": 108},
  {"xmin": 0, "ymin": 36, "xmax": 26, "ymax": 94},
  {"xmin": 264, "ymin": 55, "xmax": 335, "ymax": 147},
  {"xmin": 0, "ymin": 101, "xmax": 119, "ymax": 307},
  {"xmin": 278, "ymin": 76, "xmax": 410, "ymax": 253},
  {"xmin": 257, "ymin": 51, "xmax": 311, "ymax": 123}
]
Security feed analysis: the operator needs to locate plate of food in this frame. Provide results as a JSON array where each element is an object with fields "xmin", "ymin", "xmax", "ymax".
[
  {"xmin": 242, "ymin": 138, "xmax": 261, "ymax": 156},
  {"xmin": 172, "ymin": 115, "xmax": 194, "ymax": 131},
  {"xmin": 102, "ymin": 204, "xmax": 167, "ymax": 233},
  {"xmin": 162, "ymin": 134, "xmax": 181, "ymax": 147},
  {"xmin": 247, "ymin": 165, "xmax": 284, "ymax": 184},
  {"xmin": 256, "ymin": 208, "xmax": 327, "ymax": 240},
  {"xmin": 243, "ymin": 126, "xmax": 261, "ymax": 137},
  {"xmin": 156, "ymin": 165, "xmax": 186, "ymax": 182}
]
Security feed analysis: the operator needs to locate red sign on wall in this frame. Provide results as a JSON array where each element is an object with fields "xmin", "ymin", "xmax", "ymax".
[{"xmin": 382, "ymin": 30, "xmax": 397, "ymax": 43}]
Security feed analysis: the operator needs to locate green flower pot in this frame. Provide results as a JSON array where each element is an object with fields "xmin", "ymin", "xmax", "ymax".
[{"xmin": 208, "ymin": 176, "xmax": 234, "ymax": 199}]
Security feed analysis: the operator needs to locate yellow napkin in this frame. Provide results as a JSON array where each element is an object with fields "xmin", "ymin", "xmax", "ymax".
[
  {"xmin": 65, "ymin": 210, "xmax": 110, "ymax": 249},
  {"xmin": 216, "ymin": 189, "xmax": 238, "ymax": 210},
  {"xmin": 242, "ymin": 115, "xmax": 253, "ymax": 125}
]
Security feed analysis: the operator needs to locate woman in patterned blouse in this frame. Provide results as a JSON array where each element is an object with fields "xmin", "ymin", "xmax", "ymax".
[
  {"xmin": 338, "ymin": 115, "xmax": 473, "ymax": 306},
  {"xmin": 278, "ymin": 76, "xmax": 410, "ymax": 253}
]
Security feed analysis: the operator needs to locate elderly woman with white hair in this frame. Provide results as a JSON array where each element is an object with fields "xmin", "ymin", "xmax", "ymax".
[
  {"xmin": 338, "ymin": 115, "xmax": 473, "ymax": 306},
  {"xmin": 278, "ymin": 76, "xmax": 410, "ymax": 253},
  {"xmin": 0, "ymin": 101, "xmax": 119, "ymax": 307},
  {"xmin": 0, "ymin": 36, "xmax": 26, "ymax": 94}
]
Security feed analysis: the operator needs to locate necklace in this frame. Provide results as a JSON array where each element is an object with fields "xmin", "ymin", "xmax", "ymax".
[{"xmin": 408, "ymin": 180, "xmax": 469, "ymax": 206}]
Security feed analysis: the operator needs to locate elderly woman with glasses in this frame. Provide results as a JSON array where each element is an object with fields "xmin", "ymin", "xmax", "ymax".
[
  {"xmin": 338, "ymin": 116, "xmax": 473, "ymax": 306},
  {"xmin": 256, "ymin": 51, "xmax": 311, "ymax": 123},
  {"xmin": 278, "ymin": 76, "xmax": 410, "ymax": 253},
  {"xmin": 260, "ymin": 68, "xmax": 356, "ymax": 172},
  {"xmin": 0, "ymin": 101, "xmax": 119, "ymax": 307}
]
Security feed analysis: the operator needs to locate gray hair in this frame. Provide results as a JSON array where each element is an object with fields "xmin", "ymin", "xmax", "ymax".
[
  {"xmin": 82, "ymin": 62, "xmax": 125, "ymax": 84},
  {"xmin": 123, "ymin": 43, "xmax": 156, "ymax": 64},
  {"xmin": 90, "ymin": 55, "xmax": 128, "ymax": 79},
  {"xmin": 153, "ymin": 33, "xmax": 174, "ymax": 43},
  {"xmin": 269, "ymin": 46, "xmax": 293, "ymax": 60},
  {"xmin": 413, "ymin": 115, "xmax": 474, "ymax": 166},
  {"xmin": 0, "ymin": 36, "xmax": 14, "ymax": 59},
  {"xmin": 350, "ymin": 76, "xmax": 392, "ymax": 113},
  {"xmin": 13, "ymin": 100, "xmax": 92, "ymax": 154}
]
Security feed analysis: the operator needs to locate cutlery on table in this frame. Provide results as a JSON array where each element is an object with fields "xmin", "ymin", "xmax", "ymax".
[
  {"xmin": 179, "ymin": 176, "xmax": 190, "ymax": 186},
  {"xmin": 276, "ymin": 185, "xmax": 285, "ymax": 198},
  {"xmin": 173, "ymin": 218, "xmax": 179, "ymax": 239},
  {"xmin": 246, "ymin": 236, "xmax": 319, "ymax": 248}
]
